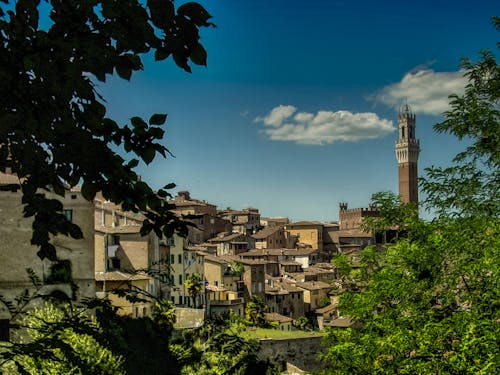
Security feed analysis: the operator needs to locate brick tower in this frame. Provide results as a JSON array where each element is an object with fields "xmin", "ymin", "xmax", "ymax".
[{"xmin": 395, "ymin": 104, "xmax": 420, "ymax": 203}]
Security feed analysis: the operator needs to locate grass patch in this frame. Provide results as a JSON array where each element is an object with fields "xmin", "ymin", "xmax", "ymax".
[{"xmin": 242, "ymin": 328, "xmax": 324, "ymax": 340}]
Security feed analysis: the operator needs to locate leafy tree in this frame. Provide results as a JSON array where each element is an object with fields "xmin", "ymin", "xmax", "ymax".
[
  {"xmin": 245, "ymin": 295, "xmax": 267, "ymax": 327},
  {"xmin": 0, "ymin": 301, "xmax": 124, "ymax": 374},
  {"xmin": 320, "ymin": 17, "xmax": 500, "ymax": 374},
  {"xmin": 170, "ymin": 314, "xmax": 279, "ymax": 374},
  {"xmin": 151, "ymin": 299, "xmax": 176, "ymax": 333},
  {"xmin": 421, "ymin": 17, "xmax": 500, "ymax": 218},
  {"xmin": 184, "ymin": 273, "xmax": 203, "ymax": 308},
  {"xmin": 0, "ymin": 0, "xmax": 214, "ymax": 261},
  {"xmin": 293, "ymin": 316, "xmax": 312, "ymax": 331}
]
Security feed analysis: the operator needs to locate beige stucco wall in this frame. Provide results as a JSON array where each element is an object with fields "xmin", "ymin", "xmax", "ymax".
[
  {"xmin": 286, "ymin": 225, "xmax": 323, "ymax": 251},
  {"xmin": 0, "ymin": 189, "xmax": 95, "ymax": 304}
]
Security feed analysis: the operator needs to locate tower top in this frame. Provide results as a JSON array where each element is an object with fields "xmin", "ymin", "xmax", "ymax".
[{"xmin": 399, "ymin": 103, "xmax": 412, "ymax": 116}]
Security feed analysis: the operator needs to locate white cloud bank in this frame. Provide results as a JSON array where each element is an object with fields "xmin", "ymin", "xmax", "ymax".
[
  {"xmin": 254, "ymin": 105, "xmax": 394, "ymax": 145},
  {"xmin": 373, "ymin": 69, "xmax": 467, "ymax": 115}
]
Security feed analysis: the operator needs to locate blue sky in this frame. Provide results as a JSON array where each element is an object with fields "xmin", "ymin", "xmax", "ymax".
[{"xmin": 100, "ymin": 0, "xmax": 499, "ymax": 222}]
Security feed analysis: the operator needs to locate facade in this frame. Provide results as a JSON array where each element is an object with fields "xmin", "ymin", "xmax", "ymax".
[
  {"xmin": 94, "ymin": 198, "xmax": 161, "ymax": 317},
  {"xmin": 203, "ymin": 254, "xmax": 245, "ymax": 317},
  {"xmin": 395, "ymin": 104, "xmax": 420, "ymax": 204},
  {"xmin": 218, "ymin": 207, "xmax": 261, "ymax": 234},
  {"xmin": 241, "ymin": 259, "xmax": 266, "ymax": 300},
  {"xmin": 296, "ymin": 281, "xmax": 331, "ymax": 313},
  {"xmin": 252, "ymin": 226, "xmax": 294, "ymax": 249},
  {"xmin": 285, "ymin": 221, "xmax": 324, "ymax": 251},
  {"xmin": 0, "ymin": 172, "xmax": 95, "ymax": 339},
  {"xmin": 207, "ymin": 232, "xmax": 255, "ymax": 256},
  {"xmin": 265, "ymin": 277, "xmax": 305, "ymax": 319},
  {"xmin": 168, "ymin": 236, "xmax": 206, "ymax": 307},
  {"xmin": 170, "ymin": 191, "xmax": 231, "ymax": 244}
]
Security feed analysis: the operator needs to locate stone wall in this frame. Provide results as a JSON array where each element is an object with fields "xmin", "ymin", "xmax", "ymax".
[{"xmin": 258, "ymin": 336, "xmax": 326, "ymax": 373}]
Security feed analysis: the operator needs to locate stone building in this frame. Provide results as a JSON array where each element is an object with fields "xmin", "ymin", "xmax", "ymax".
[
  {"xmin": 94, "ymin": 197, "xmax": 162, "ymax": 317},
  {"xmin": 170, "ymin": 191, "xmax": 231, "ymax": 244},
  {"xmin": 284, "ymin": 221, "xmax": 324, "ymax": 251},
  {"xmin": 218, "ymin": 207, "xmax": 261, "ymax": 234},
  {"xmin": 252, "ymin": 225, "xmax": 295, "ymax": 249},
  {"xmin": 0, "ymin": 172, "xmax": 95, "ymax": 339},
  {"xmin": 168, "ymin": 235, "xmax": 205, "ymax": 307},
  {"xmin": 203, "ymin": 254, "xmax": 245, "ymax": 317},
  {"xmin": 395, "ymin": 104, "xmax": 420, "ymax": 204}
]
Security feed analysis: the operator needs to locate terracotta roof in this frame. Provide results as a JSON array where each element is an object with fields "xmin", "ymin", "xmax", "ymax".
[
  {"xmin": 95, "ymin": 225, "xmax": 142, "ymax": 234},
  {"xmin": 284, "ymin": 248, "xmax": 317, "ymax": 256},
  {"xmin": 327, "ymin": 317, "xmax": 357, "ymax": 328},
  {"xmin": 264, "ymin": 313, "xmax": 293, "ymax": 323},
  {"xmin": 314, "ymin": 297, "xmax": 339, "ymax": 314},
  {"xmin": 239, "ymin": 259, "xmax": 267, "ymax": 266},
  {"xmin": 296, "ymin": 281, "xmax": 331, "ymax": 290},
  {"xmin": 95, "ymin": 271, "xmax": 150, "ymax": 281},
  {"xmin": 208, "ymin": 232, "xmax": 243, "ymax": 243},
  {"xmin": 252, "ymin": 226, "xmax": 281, "ymax": 239},
  {"xmin": 206, "ymin": 284, "xmax": 228, "ymax": 292},
  {"xmin": 280, "ymin": 261, "xmax": 302, "ymax": 266},
  {"xmin": 287, "ymin": 221, "xmax": 324, "ymax": 227}
]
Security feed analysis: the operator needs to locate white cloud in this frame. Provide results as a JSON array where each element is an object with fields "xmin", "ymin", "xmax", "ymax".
[
  {"xmin": 373, "ymin": 69, "xmax": 467, "ymax": 115},
  {"xmin": 254, "ymin": 105, "xmax": 297, "ymax": 127},
  {"xmin": 255, "ymin": 106, "xmax": 394, "ymax": 145}
]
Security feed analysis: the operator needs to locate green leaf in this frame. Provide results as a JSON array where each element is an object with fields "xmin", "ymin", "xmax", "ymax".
[
  {"xmin": 141, "ymin": 147, "xmax": 156, "ymax": 164},
  {"xmin": 149, "ymin": 113, "xmax": 167, "ymax": 125},
  {"xmin": 147, "ymin": 0, "xmax": 175, "ymax": 29},
  {"xmin": 81, "ymin": 182, "xmax": 98, "ymax": 201},
  {"xmin": 116, "ymin": 59, "xmax": 132, "ymax": 80},
  {"xmin": 37, "ymin": 243, "xmax": 57, "ymax": 261},
  {"xmin": 190, "ymin": 43, "xmax": 207, "ymax": 66},
  {"xmin": 178, "ymin": 2, "xmax": 214, "ymax": 26},
  {"xmin": 154, "ymin": 48, "xmax": 171, "ymax": 61},
  {"xmin": 131, "ymin": 116, "xmax": 147, "ymax": 129},
  {"xmin": 68, "ymin": 223, "xmax": 84, "ymax": 239},
  {"xmin": 127, "ymin": 159, "xmax": 139, "ymax": 168}
]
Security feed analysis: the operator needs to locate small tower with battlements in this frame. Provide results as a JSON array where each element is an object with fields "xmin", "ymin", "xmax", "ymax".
[{"xmin": 395, "ymin": 104, "xmax": 420, "ymax": 203}]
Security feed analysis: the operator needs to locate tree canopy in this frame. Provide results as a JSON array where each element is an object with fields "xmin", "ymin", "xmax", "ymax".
[
  {"xmin": 0, "ymin": 0, "xmax": 214, "ymax": 260},
  {"xmin": 321, "ymin": 17, "xmax": 500, "ymax": 374}
]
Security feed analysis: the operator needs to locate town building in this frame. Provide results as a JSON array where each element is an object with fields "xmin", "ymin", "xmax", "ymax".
[
  {"xmin": 0, "ymin": 171, "xmax": 95, "ymax": 339},
  {"xmin": 203, "ymin": 254, "xmax": 245, "ymax": 317},
  {"xmin": 170, "ymin": 191, "xmax": 231, "ymax": 244},
  {"xmin": 94, "ymin": 197, "xmax": 163, "ymax": 317},
  {"xmin": 218, "ymin": 207, "xmax": 261, "ymax": 234},
  {"xmin": 252, "ymin": 225, "xmax": 295, "ymax": 249},
  {"xmin": 207, "ymin": 232, "xmax": 255, "ymax": 256},
  {"xmin": 395, "ymin": 104, "xmax": 420, "ymax": 204},
  {"xmin": 168, "ymin": 235, "xmax": 206, "ymax": 307},
  {"xmin": 284, "ymin": 221, "xmax": 324, "ymax": 251}
]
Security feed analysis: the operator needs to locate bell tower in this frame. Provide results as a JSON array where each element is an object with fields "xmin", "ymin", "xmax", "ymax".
[{"xmin": 395, "ymin": 104, "xmax": 420, "ymax": 203}]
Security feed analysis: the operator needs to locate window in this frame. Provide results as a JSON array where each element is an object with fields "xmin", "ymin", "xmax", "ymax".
[
  {"xmin": 70, "ymin": 194, "xmax": 77, "ymax": 200},
  {"xmin": 0, "ymin": 319, "xmax": 9, "ymax": 341},
  {"xmin": 142, "ymin": 307, "xmax": 147, "ymax": 316},
  {"xmin": 178, "ymin": 254, "xmax": 182, "ymax": 264},
  {"xmin": 178, "ymin": 274, "xmax": 182, "ymax": 285},
  {"xmin": 109, "ymin": 257, "xmax": 120, "ymax": 270},
  {"xmin": 63, "ymin": 209, "xmax": 73, "ymax": 222},
  {"xmin": 170, "ymin": 254, "xmax": 175, "ymax": 264}
]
